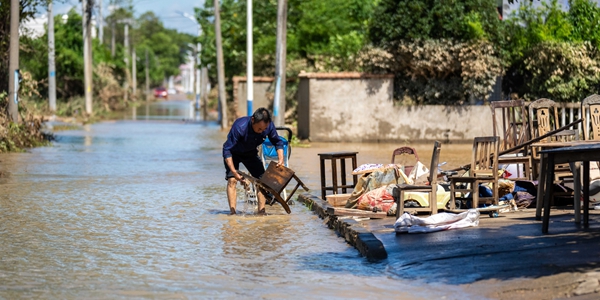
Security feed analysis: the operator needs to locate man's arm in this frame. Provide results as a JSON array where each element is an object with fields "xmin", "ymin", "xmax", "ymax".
[{"xmin": 276, "ymin": 148, "xmax": 284, "ymax": 167}]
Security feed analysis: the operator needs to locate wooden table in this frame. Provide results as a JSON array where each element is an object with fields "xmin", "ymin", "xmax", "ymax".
[
  {"xmin": 538, "ymin": 142, "xmax": 600, "ymax": 233},
  {"xmin": 533, "ymin": 140, "xmax": 598, "ymax": 223}
]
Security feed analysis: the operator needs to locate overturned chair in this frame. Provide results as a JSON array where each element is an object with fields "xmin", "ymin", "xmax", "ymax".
[{"xmin": 239, "ymin": 161, "xmax": 309, "ymax": 214}]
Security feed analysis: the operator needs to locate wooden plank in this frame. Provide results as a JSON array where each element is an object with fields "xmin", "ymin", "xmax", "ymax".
[{"xmin": 326, "ymin": 207, "xmax": 387, "ymax": 219}]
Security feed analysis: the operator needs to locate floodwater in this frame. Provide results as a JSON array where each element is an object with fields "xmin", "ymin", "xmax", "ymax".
[{"xmin": 0, "ymin": 100, "xmax": 476, "ymax": 299}]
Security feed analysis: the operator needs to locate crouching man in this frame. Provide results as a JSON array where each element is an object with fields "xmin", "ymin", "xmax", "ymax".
[{"xmin": 222, "ymin": 107, "xmax": 284, "ymax": 215}]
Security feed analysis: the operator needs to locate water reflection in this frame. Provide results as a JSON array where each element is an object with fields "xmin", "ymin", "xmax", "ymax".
[{"xmin": 127, "ymin": 100, "xmax": 201, "ymax": 122}]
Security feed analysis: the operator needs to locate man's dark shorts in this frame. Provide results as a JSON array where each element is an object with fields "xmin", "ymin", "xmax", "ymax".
[{"xmin": 224, "ymin": 151, "xmax": 265, "ymax": 180}]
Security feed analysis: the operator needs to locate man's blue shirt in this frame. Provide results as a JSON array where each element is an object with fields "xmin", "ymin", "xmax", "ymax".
[{"xmin": 222, "ymin": 116, "xmax": 284, "ymax": 159}]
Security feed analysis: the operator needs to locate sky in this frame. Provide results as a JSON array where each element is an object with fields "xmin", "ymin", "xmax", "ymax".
[{"xmin": 52, "ymin": 0, "xmax": 206, "ymax": 36}]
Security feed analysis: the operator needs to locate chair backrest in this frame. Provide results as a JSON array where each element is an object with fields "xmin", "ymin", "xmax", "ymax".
[
  {"xmin": 581, "ymin": 94, "xmax": 600, "ymax": 141},
  {"xmin": 391, "ymin": 146, "xmax": 419, "ymax": 176},
  {"xmin": 529, "ymin": 98, "xmax": 577, "ymax": 142},
  {"xmin": 471, "ymin": 136, "xmax": 499, "ymax": 179},
  {"xmin": 427, "ymin": 141, "xmax": 442, "ymax": 186},
  {"xmin": 263, "ymin": 137, "xmax": 289, "ymax": 158},
  {"xmin": 391, "ymin": 146, "xmax": 419, "ymax": 164},
  {"xmin": 490, "ymin": 100, "xmax": 529, "ymax": 152}
]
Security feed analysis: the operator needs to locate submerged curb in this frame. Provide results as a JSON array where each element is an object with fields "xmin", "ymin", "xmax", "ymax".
[{"xmin": 298, "ymin": 193, "xmax": 388, "ymax": 261}]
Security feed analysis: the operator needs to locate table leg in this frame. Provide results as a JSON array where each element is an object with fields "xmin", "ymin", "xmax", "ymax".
[
  {"xmin": 542, "ymin": 153, "xmax": 555, "ymax": 234},
  {"xmin": 584, "ymin": 161, "xmax": 590, "ymax": 228},
  {"xmin": 320, "ymin": 157, "xmax": 326, "ymax": 200},
  {"xmin": 332, "ymin": 159, "xmax": 338, "ymax": 195},
  {"xmin": 340, "ymin": 158, "xmax": 347, "ymax": 194},
  {"xmin": 536, "ymin": 153, "xmax": 548, "ymax": 221},
  {"xmin": 351, "ymin": 155, "xmax": 358, "ymax": 187},
  {"xmin": 571, "ymin": 161, "xmax": 581, "ymax": 223}
]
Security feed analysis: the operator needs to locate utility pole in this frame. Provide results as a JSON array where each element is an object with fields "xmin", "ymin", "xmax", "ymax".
[
  {"xmin": 145, "ymin": 48, "xmax": 149, "ymax": 100},
  {"xmin": 201, "ymin": 66, "xmax": 208, "ymax": 120},
  {"xmin": 192, "ymin": 45, "xmax": 198, "ymax": 108},
  {"xmin": 273, "ymin": 0, "xmax": 288, "ymax": 126},
  {"xmin": 246, "ymin": 0, "xmax": 253, "ymax": 116},
  {"xmin": 83, "ymin": 0, "xmax": 94, "ymax": 115},
  {"xmin": 110, "ymin": 0, "xmax": 115, "ymax": 56},
  {"xmin": 98, "ymin": 0, "xmax": 103, "ymax": 44},
  {"xmin": 214, "ymin": 0, "xmax": 227, "ymax": 129},
  {"xmin": 111, "ymin": 20, "xmax": 115, "ymax": 57},
  {"xmin": 124, "ymin": 21, "xmax": 129, "ymax": 102},
  {"xmin": 7, "ymin": 0, "xmax": 20, "ymax": 122},
  {"xmin": 132, "ymin": 48, "xmax": 136, "ymax": 97},
  {"xmin": 48, "ymin": 1, "xmax": 57, "ymax": 113}
]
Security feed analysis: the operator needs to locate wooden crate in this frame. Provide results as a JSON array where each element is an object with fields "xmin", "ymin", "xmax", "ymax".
[{"xmin": 326, "ymin": 193, "xmax": 352, "ymax": 207}]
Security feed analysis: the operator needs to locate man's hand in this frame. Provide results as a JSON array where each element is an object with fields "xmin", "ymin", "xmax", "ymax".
[
  {"xmin": 233, "ymin": 170, "xmax": 244, "ymax": 182},
  {"xmin": 276, "ymin": 148, "xmax": 285, "ymax": 167}
]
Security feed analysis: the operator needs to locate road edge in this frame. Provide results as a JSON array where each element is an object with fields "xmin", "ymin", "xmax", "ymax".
[{"xmin": 297, "ymin": 193, "xmax": 388, "ymax": 261}]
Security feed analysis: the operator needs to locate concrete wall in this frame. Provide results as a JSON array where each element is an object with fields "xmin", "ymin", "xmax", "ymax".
[
  {"xmin": 297, "ymin": 72, "xmax": 494, "ymax": 143},
  {"xmin": 233, "ymin": 76, "xmax": 274, "ymax": 118}
]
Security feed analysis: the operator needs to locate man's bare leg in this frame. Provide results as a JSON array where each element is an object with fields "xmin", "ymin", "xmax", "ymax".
[
  {"xmin": 227, "ymin": 178, "xmax": 238, "ymax": 214},
  {"xmin": 256, "ymin": 190, "xmax": 266, "ymax": 214}
]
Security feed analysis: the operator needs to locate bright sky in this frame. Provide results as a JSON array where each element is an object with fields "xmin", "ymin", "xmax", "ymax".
[{"xmin": 53, "ymin": 0, "xmax": 206, "ymax": 36}]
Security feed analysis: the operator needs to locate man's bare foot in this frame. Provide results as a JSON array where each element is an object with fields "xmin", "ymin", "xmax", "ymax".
[
  {"xmin": 229, "ymin": 207, "xmax": 237, "ymax": 215},
  {"xmin": 257, "ymin": 208, "xmax": 267, "ymax": 216}
]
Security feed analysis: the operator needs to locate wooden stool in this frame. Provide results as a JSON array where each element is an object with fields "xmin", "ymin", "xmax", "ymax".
[{"xmin": 318, "ymin": 152, "xmax": 358, "ymax": 200}]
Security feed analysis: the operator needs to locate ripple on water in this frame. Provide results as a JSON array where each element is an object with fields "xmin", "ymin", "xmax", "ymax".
[{"xmin": 0, "ymin": 120, "xmax": 479, "ymax": 299}]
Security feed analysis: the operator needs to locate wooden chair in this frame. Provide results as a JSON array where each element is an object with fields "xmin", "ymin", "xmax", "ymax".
[
  {"xmin": 391, "ymin": 146, "xmax": 419, "ymax": 178},
  {"xmin": 490, "ymin": 100, "xmax": 531, "ymax": 180},
  {"xmin": 529, "ymin": 98, "xmax": 579, "ymax": 181},
  {"xmin": 581, "ymin": 94, "xmax": 600, "ymax": 141},
  {"xmin": 580, "ymin": 93, "xmax": 600, "ymax": 184},
  {"xmin": 449, "ymin": 136, "xmax": 500, "ymax": 209},
  {"xmin": 392, "ymin": 141, "xmax": 441, "ymax": 218}
]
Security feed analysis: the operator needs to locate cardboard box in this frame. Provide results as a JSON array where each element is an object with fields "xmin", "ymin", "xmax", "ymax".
[{"xmin": 326, "ymin": 193, "xmax": 352, "ymax": 207}]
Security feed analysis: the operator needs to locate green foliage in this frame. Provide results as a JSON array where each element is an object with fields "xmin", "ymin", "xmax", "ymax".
[
  {"xmin": 18, "ymin": 5, "xmax": 193, "ymax": 106},
  {"xmin": 568, "ymin": 0, "xmax": 600, "ymax": 47},
  {"xmin": 521, "ymin": 41, "xmax": 600, "ymax": 102},
  {"xmin": 289, "ymin": 0, "xmax": 375, "ymax": 69},
  {"xmin": 376, "ymin": 39, "xmax": 502, "ymax": 105},
  {"xmin": 503, "ymin": 0, "xmax": 600, "ymax": 101},
  {"xmin": 369, "ymin": 0, "xmax": 504, "ymax": 49},
  {"xmin": 196, "ymin": 0, "xmax": 377, "ymax": 80},
  {"xmin": 132, "ymin": 11, "xmax": 194, "ymax": 85}
]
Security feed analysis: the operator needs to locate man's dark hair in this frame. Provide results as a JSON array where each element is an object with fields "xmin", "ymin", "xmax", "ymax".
[{"xmin": 252, "ymin": 107, "xmax": 272, "ymax": 124}]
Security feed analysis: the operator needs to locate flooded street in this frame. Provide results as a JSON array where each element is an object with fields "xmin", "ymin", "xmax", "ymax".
[{"xmin": 0, "ymin": 101, "xmax": 476, "ymax": 299}]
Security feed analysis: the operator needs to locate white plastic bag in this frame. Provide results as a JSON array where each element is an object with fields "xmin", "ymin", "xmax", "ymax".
[
  {"xmin": 407, "ymin": 161, "xmax": 429, "ymax": 185},
  {"xmin": 394, "ymin": 209, "xmax": 480, "ymax": 233}
]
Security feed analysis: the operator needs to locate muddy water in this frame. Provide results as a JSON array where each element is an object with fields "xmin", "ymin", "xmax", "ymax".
[{"xmin": 0, "ymin": 101, "xmax": 477, "ymax": 299}]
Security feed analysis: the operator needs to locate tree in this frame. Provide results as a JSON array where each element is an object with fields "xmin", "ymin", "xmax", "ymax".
[
  {"xmin": 0, "ymin": 0, "xmax": 54, "ymax": 100},
  {"xmin": 568, "ymin": 0, "xmax": 600, "ymax": 47},
  {"xmin": 503, "ymin": 0, "xmax": 600, "ymax": 101},
  {"xmin": 369, "ymin": 0, "xmax": 504, "ymax": 49}
]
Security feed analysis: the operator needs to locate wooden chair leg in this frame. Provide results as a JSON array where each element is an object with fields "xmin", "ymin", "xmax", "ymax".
[
  {"xmin": 472, "ymin": 182, "xmax": 479, "ymax": 209},
  {"xmin": 450, "ymin": 181, "xmax": 456, "ymax": 210},
  {"xmin": 399, "ymin": 190, "xmax": 406, "ymax": 217}
]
